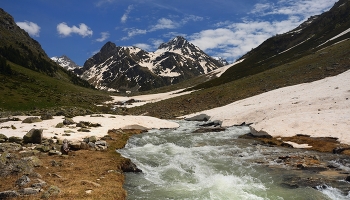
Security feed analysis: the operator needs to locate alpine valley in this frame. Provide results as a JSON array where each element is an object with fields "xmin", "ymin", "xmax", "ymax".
[
  {"xmin": 1, "ymin": 0, "xmax": 350, "ymax": 199},
  {"xmin": 53, "ymin": 37, "xmax": 227, "ymax": 92}
]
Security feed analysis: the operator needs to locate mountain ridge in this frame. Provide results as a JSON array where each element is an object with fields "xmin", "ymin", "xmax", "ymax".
[{"xmin": 77, "ymin": 36, "xmax": 225, "ymax": 92}]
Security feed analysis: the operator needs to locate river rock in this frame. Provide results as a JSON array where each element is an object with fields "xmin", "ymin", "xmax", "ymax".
[
  {"xmin": 48, "ymin": 150, "xmax": 62, "ymax": 156},
  {"xmin": 0, "ymin": 191, "xmax": 20, "ymax": 199},
  {"xmin": 95, "ymin": 140, "xmax": 107, "ymax": 146},
  {"xmin": 345, "ymin": 176, "xmax": 350, "ymax": 182},
  {"xmin": 121, "ymin": 158, "xmax": 142, "ymax": 173},
  {"xmin": 185, "ymin": 114, "xmax": 210, "ymax": 121},
  {"xmin": 0, "ymin": 143, "xmax": 22, "ymax": 152},
  {"xmin": 41, "ymin": 185, "xmax": 60, "ymax": 199},
  {"xmin": 35, "ymin": 145, "xmax": 50, "ymax": 152},
  {"xmin": 192, "ymin": 127, "xmax": 226, "ymax": 133},
  {"xmin": 15, "ymin": 175, "xmax": 31, "ymax": 188},
  {"xmin": 8, "ymin": 136, "xmax": 22, "ymax": 144},
  {"xmin": 249, "ymin": 126, "xmax": 272, "ymax": 138},
  {"xmin": 23, "ymin": 129, "xmax": 43, "ymax": 144},
  {"xmin": 22, "ymin": 117, "xmax": 42, "ymax": 123},
  {"xmin": 63, "ymin": 118, "xmax": 75, "ymax": 125},
  {"xmin": 22, "ymin": 156, "xmax": 42, "ymax": 167},
  {"xmin": 88, "ymin": 136, "xmax": 97, "ymax": 143},
  {"xmin": 55, "ymin": 122, "xmax": 64, "ymax": 128},
  {"xmin": 80, "ymin": 142, "xmax": 89, "ymax": 150},
  {"xmin": 40, "ymin": 113, "xmax": 53, "ymax": 120},
  {"xmin": 0, "ymin": 133, "xmax": 8, "ymax": 143},
  {"xmin": 18, "ymin": 187, "xmax": 40, "ymax": 195},
  {"xmin": 31, "ymin": 178, "xmax": 47, "ymax": 188}
]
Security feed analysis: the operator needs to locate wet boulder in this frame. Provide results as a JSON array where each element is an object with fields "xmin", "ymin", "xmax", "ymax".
[{"xmin": 121, "ymin": 158, "xmax": 142, "ymax": 173}]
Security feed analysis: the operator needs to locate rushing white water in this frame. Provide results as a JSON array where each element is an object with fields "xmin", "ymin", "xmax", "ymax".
[{"xmin": 118, "ymin": 120, "xmax": 348, "ymax": 200}]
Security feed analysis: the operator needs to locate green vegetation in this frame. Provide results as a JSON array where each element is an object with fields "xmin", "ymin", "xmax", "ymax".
[{"xmin": 0, "ymin": 61, "xmax": 111, "ymax": 112}]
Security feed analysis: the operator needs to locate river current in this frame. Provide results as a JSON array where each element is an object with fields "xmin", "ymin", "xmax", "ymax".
[{"xmin": 118, "ymin": 120, "xmax": 350, "ymax": 200}]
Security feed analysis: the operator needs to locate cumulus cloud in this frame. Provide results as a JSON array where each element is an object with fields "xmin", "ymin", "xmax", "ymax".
[
  {"xmin": 96, "ymin": 32, "xmax": 110, "ymax": 42},
  {"xmin": 189, "ymin": 0, "xmax": 338, "ymax": 62},
  {"xmin": 57, "ymin": 22, "xmax": 93, "ymax": 37},
  {"xmin": 16, "ymin": 21, "xmax": 40, "ymax": 37},
  {"xmin": 189, "ymin": 16, "xmax": 303, "ymax": 62},
  {"xmin": 121, "ymin": 5, "xmax": 134, "ymax": 23}
]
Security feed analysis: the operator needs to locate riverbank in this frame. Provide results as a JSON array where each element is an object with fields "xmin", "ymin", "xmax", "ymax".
[
  {"xmin": 0, "ymin": 128, "xmax": 144, "ymax": 200},
  {"xmin": 0, "ymin": 114, "xmax": 178, "ymax": 199}
]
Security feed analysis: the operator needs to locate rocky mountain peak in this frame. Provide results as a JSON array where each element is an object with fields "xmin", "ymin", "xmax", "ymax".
[
  {"xmin": 51, "ymin": 55, "xmax": 80, "ymax": 71},
  {"xmin": 100, "ymin": 41, "xmax": 117, "ymax": 54},
  {"xmin": 158, "ymin": 36, "xmax": 196, "ymax": 51}
]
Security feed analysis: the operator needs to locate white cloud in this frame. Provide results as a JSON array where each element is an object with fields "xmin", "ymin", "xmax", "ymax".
[
  {"xmin": 151, "ymin": 39, "xmax": 164, "ymax": 49},
  {"xmin": 181, "ymin": 15, "xmax": 204, "ymax": 24},
  {"xmin": 189, "ymin": 16, "xmax": 302, "ymax": 62},
  {"xmin": 122, "ymin": 28, "xmax": 147, "ymax": 40},
  {"xmin": 96, "ymin": 32, "xmax": 110, "ymax": 42},
  {"xmin": 150, "ymin": 18, "xmax": 179, "ymax": 31},
  {"xmin": 16, "ymin": 21, "xmax": 40, "ymax": 37},
  {"xmin": 252, "ymin": 0, "xmax": 338, "ymax": 18},
  {"xmin": 189, "ymin": 0, "xmax": 338, "ymax": 62},
  {"xmin": 133, "ymin": 43, "xmax": 152, "ymax": 51},
  {"xmin": 57, "ymin": 22, "xmax": 93, "ymax": 37},
  {"xmin": 121, "ymin": 5, "xmax": 134, "ymax": 23}
]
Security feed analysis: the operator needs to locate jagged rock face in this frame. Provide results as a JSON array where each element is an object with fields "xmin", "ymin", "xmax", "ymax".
[
  {"xmin": 80, "ymin": 36, "xmax": 224, "ymax": 92},
  {"xmin": 51, "ymin": 55, "xmax": 80, "ymax": 71}
]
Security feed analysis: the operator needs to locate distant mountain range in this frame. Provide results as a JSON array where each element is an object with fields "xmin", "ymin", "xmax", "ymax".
[
  {"xmin": 52, "ymin": 36, "xmax": 227, "ymax": 92},
  {"xmin": 51, "ymin": 55, "xmax": 81, "ymax": 71}
]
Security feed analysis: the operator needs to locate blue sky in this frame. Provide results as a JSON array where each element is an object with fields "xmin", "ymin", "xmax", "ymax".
[{"xmin": 2, "ymin": 0, "xmax": 338, "ymax": 66}]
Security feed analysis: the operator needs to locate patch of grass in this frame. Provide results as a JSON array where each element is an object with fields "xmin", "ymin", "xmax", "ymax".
[{"xmin": 0, "ymin": 61, "xmax": 111, "ymax": 112}]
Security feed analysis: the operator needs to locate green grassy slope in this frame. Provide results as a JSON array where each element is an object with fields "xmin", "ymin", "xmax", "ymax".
[
  {"xmin": 0, "ymin": 61, "xmax": 111, "ymax": 112},
  {"xmin": 127, "ymin": 38, "xmax": 350, "ymax": 119}
]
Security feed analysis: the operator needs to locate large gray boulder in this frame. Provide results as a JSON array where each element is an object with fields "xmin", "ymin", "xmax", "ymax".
[{"xmin": 23, "ymin": 129, "xmax": 43, "ymax": 144}]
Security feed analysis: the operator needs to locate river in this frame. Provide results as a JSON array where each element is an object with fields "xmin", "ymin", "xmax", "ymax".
[{"xmin": 118, "ymin": 120, "xmax": 350, "ymax": 200}]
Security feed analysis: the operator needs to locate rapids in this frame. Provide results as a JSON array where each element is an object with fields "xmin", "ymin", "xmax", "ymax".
[{"xmin": 118, "ymin": 120, "xmax": 350, "ymax": 200}]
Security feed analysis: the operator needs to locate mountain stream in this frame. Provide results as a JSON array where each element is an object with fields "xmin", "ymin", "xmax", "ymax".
[{"xmin": 118, "ymin": 120, "xmax": 350, "ymax": 200}]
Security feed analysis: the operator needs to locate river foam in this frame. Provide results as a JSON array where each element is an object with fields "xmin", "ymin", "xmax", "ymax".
[{"xmin": 118, "ymin": 120, "xmax": 349, "ymax": 199}]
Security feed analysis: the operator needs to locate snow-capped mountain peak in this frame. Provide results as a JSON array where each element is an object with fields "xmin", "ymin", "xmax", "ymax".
[
  {"xmin": 78, "ymin": 36, "xmax": 225, "ymax": 92},
  {"xmin": 51, "ymin": 55, "xmax": 80, "ymax": 71}
]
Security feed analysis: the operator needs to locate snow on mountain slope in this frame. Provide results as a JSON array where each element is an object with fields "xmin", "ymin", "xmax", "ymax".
[
  {"xmin": 80, "ymin": 36, "xmax": 224, "ymax": 92},
  {"xmin": 51, "ymin": 55, "xmax": 80, "ymax": 71}
]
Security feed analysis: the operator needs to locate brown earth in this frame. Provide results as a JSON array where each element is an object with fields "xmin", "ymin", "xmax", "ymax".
[
  {"xmin": 241, "ymin": 133, "xmax": 350, "ymax": 155},
  {"xmin": 0, "ymin": 129, "xmax": 144, "ymax": 200}
]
